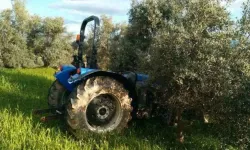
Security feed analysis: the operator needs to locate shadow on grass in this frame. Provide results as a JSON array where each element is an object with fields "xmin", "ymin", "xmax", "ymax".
[
  {"xmin": 0, "ymin": 69, "xmax": 71, "ymax": 139},
  {"xmin": 0, "ymin": 70, "xmax": 53, "ymax": 114},
  {"xmin": 124, "ymin": 118, "xmax": 221, "ymax": 150}
]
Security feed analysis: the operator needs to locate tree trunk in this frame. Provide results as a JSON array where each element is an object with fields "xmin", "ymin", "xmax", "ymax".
[{"xmin": 176, "ymin": 108, "xmax": 184, "ymax": 143}]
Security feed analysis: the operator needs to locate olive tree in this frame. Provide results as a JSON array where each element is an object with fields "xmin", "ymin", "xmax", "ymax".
[
  {"xmin": 128, "ymin": 0, "xmax": 250, "ymax": 147},
  {"xmin": 0, "ymin": 0, "xmax": 74, "ymax": 68}
]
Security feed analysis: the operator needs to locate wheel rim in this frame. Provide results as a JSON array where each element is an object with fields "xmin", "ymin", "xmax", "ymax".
[{"xmin": 86, "ymin": 94, "xmax": 122, "ymax": 132}]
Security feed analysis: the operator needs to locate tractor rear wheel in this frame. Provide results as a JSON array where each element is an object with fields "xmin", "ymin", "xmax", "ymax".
[{"xmin": 66, "ymin": 77, "xmax": 132, "ymax": 136}]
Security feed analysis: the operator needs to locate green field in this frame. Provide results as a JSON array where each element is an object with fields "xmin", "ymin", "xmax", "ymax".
[{"xmin": 0, "ymin": 68, "xmax": 236, "ymax": 150}]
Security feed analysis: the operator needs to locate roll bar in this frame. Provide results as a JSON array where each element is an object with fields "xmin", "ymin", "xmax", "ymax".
[{"xmin": 78, "ymin": 16, "xmax": 100, "ymax": 69}]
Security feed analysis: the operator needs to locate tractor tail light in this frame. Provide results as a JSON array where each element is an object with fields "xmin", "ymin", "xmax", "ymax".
[
  {"xmin": 58, "ymin": 65, "xmax": 63, "ymax": 71},
  {"xmin": 77, "ymin": 68, "xmax": 81, "ymax": 74},
  {"xmin": 76, "ymin": 34, "xmax": 80, "ymax": 42}
]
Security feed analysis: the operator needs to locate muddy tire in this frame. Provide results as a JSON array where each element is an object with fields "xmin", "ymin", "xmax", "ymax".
[
  {"xmin": 66, "ymin": 76, "xmax": 132, "ymax": 135},
  {"xmin": 48, "ymin": 80, "xmax": 67, "ymax": 108}
]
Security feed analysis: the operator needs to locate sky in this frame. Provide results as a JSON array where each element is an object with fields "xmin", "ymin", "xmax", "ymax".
[{"xmin": 0, "ymin": 0, "xmax": 247, "ymax": 34}]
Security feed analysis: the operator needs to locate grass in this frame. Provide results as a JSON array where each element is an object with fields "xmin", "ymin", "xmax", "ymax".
[{"xmin": 0, "ymin": 68, "xmax": 237, "ymax": 150}]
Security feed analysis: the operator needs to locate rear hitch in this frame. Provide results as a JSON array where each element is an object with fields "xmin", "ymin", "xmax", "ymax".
[
  {"xmin": 33, "ymin": 108, "xmax": 60, "ymax": 115},
  {"xmin": 33, "ymin": 107, "xmax": 64, "ymax": 122},
  {"xmin": 40, "ymin": 114, "xmax": 64, "ymax": 122}
]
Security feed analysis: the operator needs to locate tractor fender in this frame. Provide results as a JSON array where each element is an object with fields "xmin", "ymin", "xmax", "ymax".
[
  {"xmin": 69, "ymin": 70, "xmax": 136, "ymax": 97},
  {"xmin": 68, "ymin": 70, "xmax": 138, "ymax": 116}
]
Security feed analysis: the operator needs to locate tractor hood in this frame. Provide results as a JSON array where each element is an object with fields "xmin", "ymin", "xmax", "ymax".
[
  {"xmin": 54, "ymin": 65, "xmax": 97, "ymax": 91},
  {"xmin": 54, "ymin": 65, "xmax": 149, "ymax": 91}
]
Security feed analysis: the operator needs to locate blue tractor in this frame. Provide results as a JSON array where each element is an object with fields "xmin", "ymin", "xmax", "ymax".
[{"xmin": 38, "ymin": 16, "xmax": 154, "ymax": 135}]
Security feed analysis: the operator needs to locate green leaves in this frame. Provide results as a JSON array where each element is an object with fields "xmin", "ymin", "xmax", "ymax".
[
  {"xmin": 0, "ymin": 0, "xmax": 73, "ymax": 68},
  {"xmin": 127, "ymin": 0, "xmax": 250, "ymax": 147}
]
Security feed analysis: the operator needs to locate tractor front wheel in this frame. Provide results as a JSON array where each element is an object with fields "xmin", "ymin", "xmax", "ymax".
[
  {"xmin": 48, "ymin": 80, "xmax": 67, "ymax": 108},
  {"xmin": 66, "ymin": 77, "xmax": 132, "ymax": 136}
]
